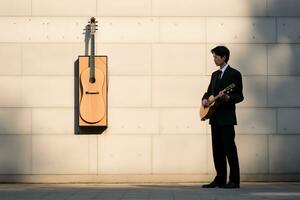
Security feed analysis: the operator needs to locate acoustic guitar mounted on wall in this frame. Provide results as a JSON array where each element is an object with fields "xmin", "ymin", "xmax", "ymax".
[{"xmin": 78, "ymin": 17, "xmax": 108, "ymax": 127}]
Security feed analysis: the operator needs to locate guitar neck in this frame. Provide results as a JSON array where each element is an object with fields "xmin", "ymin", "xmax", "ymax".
[
  {"xmin": 89, "ymin": 34, "xmax": 95, "ymax": 79},
  {"xmin": 214, "ymin": 89, "xmax": 226, "ymax": 101},
  {"xmin": 211, "ymin": 87, "xmax": 231, "ymax": 102}
]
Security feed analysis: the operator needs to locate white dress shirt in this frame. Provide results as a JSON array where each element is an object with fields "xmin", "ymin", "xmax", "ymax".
[{"xmin": 219, "ymin": 63, "xmax": 229, "ymax": 79}]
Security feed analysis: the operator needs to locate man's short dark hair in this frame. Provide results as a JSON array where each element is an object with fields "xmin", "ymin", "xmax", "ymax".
[{"xmin": 211, "ymin": 46, "xmax": 230, "ymax": 62}]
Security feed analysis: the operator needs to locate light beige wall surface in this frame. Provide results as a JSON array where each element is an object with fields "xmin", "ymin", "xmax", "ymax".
[{"xmin": 0, "ymin": 0, "xmax": 300, "ymax": 182}]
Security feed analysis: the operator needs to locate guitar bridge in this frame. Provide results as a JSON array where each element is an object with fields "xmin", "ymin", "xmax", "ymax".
[{"xmin": 85, "ymin": 91, "xmax": 100, "ymax": 94}]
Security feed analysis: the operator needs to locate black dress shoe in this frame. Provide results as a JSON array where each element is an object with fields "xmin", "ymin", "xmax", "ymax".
[
  {"xmin": 202, "ymin": 180, "xmax": 225, "ymax": 188},
  {"xmin": 222, "ymin": 182, "xmax": 240, "ymax": 189}
]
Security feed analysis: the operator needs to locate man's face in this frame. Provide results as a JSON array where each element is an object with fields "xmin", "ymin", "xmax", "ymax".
[{"xmin": 213, "ymin": 53, "xmax": 226, "ymax": 66}]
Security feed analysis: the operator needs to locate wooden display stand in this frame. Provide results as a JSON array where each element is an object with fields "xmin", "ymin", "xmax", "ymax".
[{"xmin": 78, "ymin": 55, "xmax": 108, "ymax": 127}]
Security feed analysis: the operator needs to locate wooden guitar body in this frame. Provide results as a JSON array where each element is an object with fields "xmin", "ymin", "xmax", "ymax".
[
  {"xmin": 199, "ymin": 95, "xmax": 216, "ymax": 121},
  {"xmin": 80, "ymin": 67, "xmax": 105, "ymax": 123}
]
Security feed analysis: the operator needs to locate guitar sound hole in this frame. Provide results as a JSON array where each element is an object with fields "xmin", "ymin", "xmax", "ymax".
[{"xmin": 89, "ymin": 77, "xmax": 96, "ymax": 83}]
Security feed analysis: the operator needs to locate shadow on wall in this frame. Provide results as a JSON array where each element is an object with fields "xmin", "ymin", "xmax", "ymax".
[
  {"xmin": 0, "ymin": 109, "xmax": 31, "ymax": 176},
  {"xmin": 84, "ymin": 24, "xmax": 91, "ymax": 56},
  {"xmin": 208, "ymin": 1, "xmax": 300, "ymax": 176}
]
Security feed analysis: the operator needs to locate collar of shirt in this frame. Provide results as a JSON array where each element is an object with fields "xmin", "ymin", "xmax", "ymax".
[{"xmin": 219, "ymin": 63, "xmax": 228, "ymax": 78}]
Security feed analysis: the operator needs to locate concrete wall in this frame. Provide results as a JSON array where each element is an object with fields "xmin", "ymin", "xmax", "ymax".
[{"xmin": 0, "ymin": 0, "xmax": 300, "ymax": 183}]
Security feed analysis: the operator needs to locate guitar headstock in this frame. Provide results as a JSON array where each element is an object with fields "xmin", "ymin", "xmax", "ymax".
[
  {"xmin": 225, "ymin": 83, "xmax": 236, "ymax": 94},
  {"xmin": 89, "ymin": 17, "xmax": 98, "ymax": 35}
]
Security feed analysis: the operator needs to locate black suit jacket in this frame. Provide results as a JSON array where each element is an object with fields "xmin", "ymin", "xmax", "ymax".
[{"xmin": 202, "ymin": 65, "xmax": 244, "ymax": 125}]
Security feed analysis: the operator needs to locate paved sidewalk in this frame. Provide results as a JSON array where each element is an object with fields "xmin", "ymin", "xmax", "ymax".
[{"xmin": 0, "ymin": 182, "xmax": 299, "ymax": 200}]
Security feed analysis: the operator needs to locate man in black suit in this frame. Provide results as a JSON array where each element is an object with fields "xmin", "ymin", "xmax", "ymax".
[{"xmin": 202, "ymin": 46, "xmax": 244, "ymax": 189}]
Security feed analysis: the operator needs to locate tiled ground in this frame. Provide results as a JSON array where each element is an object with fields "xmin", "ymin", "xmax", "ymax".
[{"xmin": 0, "ymin": 182, "xmax": 299, "ymax": 200}]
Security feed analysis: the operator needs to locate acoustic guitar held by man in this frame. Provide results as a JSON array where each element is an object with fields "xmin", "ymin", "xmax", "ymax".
[{"xmin": 202, "ymin": 46, "xmax": 244, "ymax": 189}]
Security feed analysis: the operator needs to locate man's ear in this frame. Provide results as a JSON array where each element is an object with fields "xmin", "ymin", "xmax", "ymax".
[{"xmin": 222, "ymin": 56, "xmax": 226, "ymax": 61}]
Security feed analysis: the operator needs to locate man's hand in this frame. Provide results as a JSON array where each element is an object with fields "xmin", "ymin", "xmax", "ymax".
[
  {"xmin": 202, "ymin": 99, "xmax": 209, "ymax": 107},
  {"xmin": 219, "ymin": 91, "xmax": 230, "ymax": 101}
]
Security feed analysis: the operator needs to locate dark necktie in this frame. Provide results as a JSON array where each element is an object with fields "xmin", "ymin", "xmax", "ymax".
[
  {"xmin": 218, "ymin": 70, "xmax": 222, "ymax": 79},
  {"xmin": 214, "ymin": 70, "xmax": 222, "ymax": 95}
]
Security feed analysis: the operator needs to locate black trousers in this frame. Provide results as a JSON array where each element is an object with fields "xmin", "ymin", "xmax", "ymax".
[{"xmin": 211, "ymin": 124, "xmax": 240, "ymax": 184}]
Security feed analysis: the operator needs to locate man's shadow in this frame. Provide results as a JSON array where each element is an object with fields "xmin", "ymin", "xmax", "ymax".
[{"xmin": 74, "ymin": 24, "xmax": 107, "ymax": 134}]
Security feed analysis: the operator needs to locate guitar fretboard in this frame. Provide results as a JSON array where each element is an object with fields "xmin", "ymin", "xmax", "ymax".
[{"xmin": 89, "ymin": 34, "xmax": 95, "ymax": 81}]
